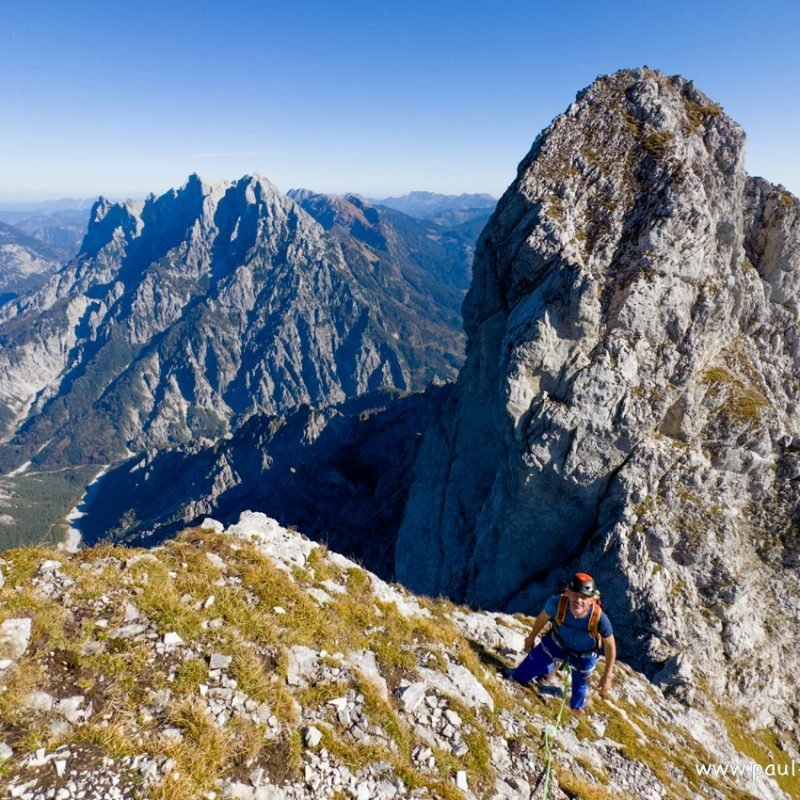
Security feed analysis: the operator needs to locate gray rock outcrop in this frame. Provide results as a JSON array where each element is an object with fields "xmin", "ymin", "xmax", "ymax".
[
  {"xmin": 0, "ymin": 617, "xmax": 31, "ymax": 663},
  {"xmin": 395, "ymin": 68, "xmax": 800, "ymax": 729}
]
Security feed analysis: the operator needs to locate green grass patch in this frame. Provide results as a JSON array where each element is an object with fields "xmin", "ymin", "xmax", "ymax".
[
  {"xmin": 557, "ymin": 768, "xmax": 626, "ymax": 799},
  {"xmin": 68, "ymin": 716, "xmax": 140, "ymax": 758},
  {"xmin": 356, "ymin": 674, "xmax": 412, "ymax": 760},
  {"xmin": 702, "ymin": 367, "xmax": 768, "ymax": 422},
  {"xmin": 642, "ymin": 130, "xmax": 674, "ymax": 158},
  {"xmin": 166, "ymin": 698, "xmax": 229, "ymax": 791},
  {"xmin": 173, "ymin": 658, "xmax": 208, "ymax": 694},
  {"xmin": 296, "ymin": 680, "xmax": 351, "ymax": 710},
  {"xmin": 0, "ymin": 544, "xmax": 63, "ymax": 587},
  {"xmin": 82, "ymin": 641, "xmax": 155, "ymax": 699},
  {"xmin": 230, "ymin": 648, "xmax": 277, "ymax": 703},
  {"xmin": 0, "ymin": 465, "xmax": 100, "ymax": 550},
  {"xmin": 133, "ymin": 564, "xmax": 204, "ymax": 640},
  {"xmin": 682, "ymin": 96, "xmax": 722, "ymax": 132},
  {"xmin": 0, "ymin": 656, "xmax": 45, "ymax": 729},
  {"xmin": 307, "ymin": 544, "xmax": 341, "ymax": 583}
]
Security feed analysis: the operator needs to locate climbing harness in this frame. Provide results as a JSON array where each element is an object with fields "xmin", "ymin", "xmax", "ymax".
[{"xmin": 537, "ymin": 662, "xmax": 571, "ymax": 800}]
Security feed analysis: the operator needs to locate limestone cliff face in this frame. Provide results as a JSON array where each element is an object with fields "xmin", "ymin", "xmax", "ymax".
[
  {"xmin": 0, "ymin": 176, "xmax": 464, "ymax": 470},
  {"xmin": 396, "ymin": 69, "xmax": 800, "ymax": 727}
]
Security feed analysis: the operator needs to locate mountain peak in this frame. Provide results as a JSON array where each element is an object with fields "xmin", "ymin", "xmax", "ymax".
[
  {"xmin": 82, "ymin": 194, "xmax": 144, "ymax": 255},
  {"xmin": 396, "ymin": 70, "xmax": 800, "ymax": 733},
  {"xmin": 465, "ymin": 67, "xmax": 743, "ymax": 331},
  {"xmin": 79, "ymin": 174, "xmax": 293, "ymax": 259}
]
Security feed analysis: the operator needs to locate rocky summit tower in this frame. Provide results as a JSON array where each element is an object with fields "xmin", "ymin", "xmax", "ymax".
[{"xmin": 396, "ymin": 68, "xmax": 800, "ymax": 727}]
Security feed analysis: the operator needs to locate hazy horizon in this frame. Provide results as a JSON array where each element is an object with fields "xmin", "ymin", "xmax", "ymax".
[{"xmin": 0, "ymin": 182, "xmax": 499, "ymax": 209}]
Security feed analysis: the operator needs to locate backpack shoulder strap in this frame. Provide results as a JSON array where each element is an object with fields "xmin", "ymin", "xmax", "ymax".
[
  {"xmin": 554, "ymin": 593, "xmax": 569, "ymax": 626},
  {"xmin": 588, "ymin": 601, "xmax": 603, "ymax": 645}
]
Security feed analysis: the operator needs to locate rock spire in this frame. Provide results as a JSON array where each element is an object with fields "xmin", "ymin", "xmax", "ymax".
[{"xmin": 396, "ymin": 68, "xmax": 800, "ymax": 727}]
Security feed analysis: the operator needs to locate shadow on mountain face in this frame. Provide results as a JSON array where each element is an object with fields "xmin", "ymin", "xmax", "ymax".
[
  {"xmin": 1, "ymin": 177, "xmax": 470, "ymax": 476},
  {"xmin": 78, "ymin": 386, "xmax": 452, "ymax": 582}
]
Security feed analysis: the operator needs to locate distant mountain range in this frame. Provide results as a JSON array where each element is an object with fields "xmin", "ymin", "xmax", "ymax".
[
  {"xmin": 0, "ymin": 220, "xmax": 72, "ymax": 305},
  {"xmin": 0, "ymin": 201, "xmax": 93, "ymax": 305},
  {"xmin": 0, "ymin": 197, "xmax": 96, "ymax": 213},
  {"xmin": 371, "ymin": 190, "xmax": 496, "ymax": 225},
  {"xmin": 0, "ymin": 208, "xmax": 90, "ymax": 253},
  {"xmin": 0, "ymin": 194, "xmax": 492, "ymax": 309},
  {"xmin": 0, "ymin": 177, "xmax": 493, "ymax": 504},
  {"xmin": 289, "ymin": 189, "xmax": 480, "ymax": 291},
  {"xmin": 0, "ymin": 199, "xmax": 93, "ymax": 254}
]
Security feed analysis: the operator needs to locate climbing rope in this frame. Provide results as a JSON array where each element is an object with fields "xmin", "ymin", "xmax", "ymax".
[{"xmin": 539, "ymin": 662, "xmax": 571, "ymax": 800}]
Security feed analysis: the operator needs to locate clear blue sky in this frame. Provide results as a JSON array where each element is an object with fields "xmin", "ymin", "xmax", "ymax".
[{"xmin": 2, "ymin": 0, "xmax": 799, "ymax": 201}]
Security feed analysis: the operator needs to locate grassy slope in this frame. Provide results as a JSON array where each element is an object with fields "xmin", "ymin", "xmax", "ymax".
[{"xmin": 0, "ymin": 527, "xmax": 787, "ymax": 799}]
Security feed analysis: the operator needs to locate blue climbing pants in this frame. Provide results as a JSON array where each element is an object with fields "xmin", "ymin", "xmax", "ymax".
[{"xmin": 512, "ymin": 634, "xmax": 598, "ymax": 709}]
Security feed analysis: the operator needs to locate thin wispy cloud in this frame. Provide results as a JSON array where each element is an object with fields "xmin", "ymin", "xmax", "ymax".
[{"xmin": 189, "ymin": 149, "xmax": 286, "ymax": 158}]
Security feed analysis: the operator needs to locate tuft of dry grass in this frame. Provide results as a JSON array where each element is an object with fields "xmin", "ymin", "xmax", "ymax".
[
  {"xmin": 166, "ymin": 698, "xmax": 229, "ymax": 790},
  {"xmin": 0, "ymin": 546, "xmax": 61, "ymax": 587},
  {"xmin": 226, "ymin": 716, "xmax": 266, "ymax": 768},
  {"xmin": 558, "ymin": 768, "xmax": 627, "ymax": 799},
  {"xmin": 642, "ymin": 130, "xmax": 674, "ymax": 158},
  {"xmin": 703, "ymin": 366, "xmax": 768, "ymax": 422},
  {"xmin": 0, "ymin": 655, "xmax": 44, "ymax": 727},
  {"xmin": 173, "ymin": 658, "xmax": 208, "ymax": 695},
  {"xmin": 682, "ymin": 96, "xmax": 722, "ymax": 133},
  {"xmin": 355, "ymin": 674, "xmax": 411, "ymax": 760},
  {"xmin": 67, "ymin": 715, "xmax": 140, "ymax": 758},
  {"xmin": 231, "ymin": 648, "xmax": 275, "ymax": 703}
]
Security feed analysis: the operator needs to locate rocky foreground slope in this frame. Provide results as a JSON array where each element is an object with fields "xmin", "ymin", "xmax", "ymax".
[{"xmin": 0, "ymin": 516, "xmax": 795, "ymax": 799}]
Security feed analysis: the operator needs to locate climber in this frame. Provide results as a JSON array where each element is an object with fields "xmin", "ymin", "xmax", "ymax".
[{"xmin": 510, "ymin": 572, "xmax": 616, "ymax": 716}]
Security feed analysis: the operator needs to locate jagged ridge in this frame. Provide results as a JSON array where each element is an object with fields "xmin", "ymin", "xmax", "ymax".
[{"xmin": 0, "ymin": 175, "xmax": 466, "ymax": 473}]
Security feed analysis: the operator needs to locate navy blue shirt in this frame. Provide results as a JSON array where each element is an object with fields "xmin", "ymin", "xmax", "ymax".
[{"xmin": 544, "ymin": 594, "xmax": 612, "ymax": 653}]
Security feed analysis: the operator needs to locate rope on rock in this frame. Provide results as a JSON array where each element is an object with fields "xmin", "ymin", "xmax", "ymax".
[{"xmin": 539, "ymin": 663, "xmax": 571, "ymax": 800}]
